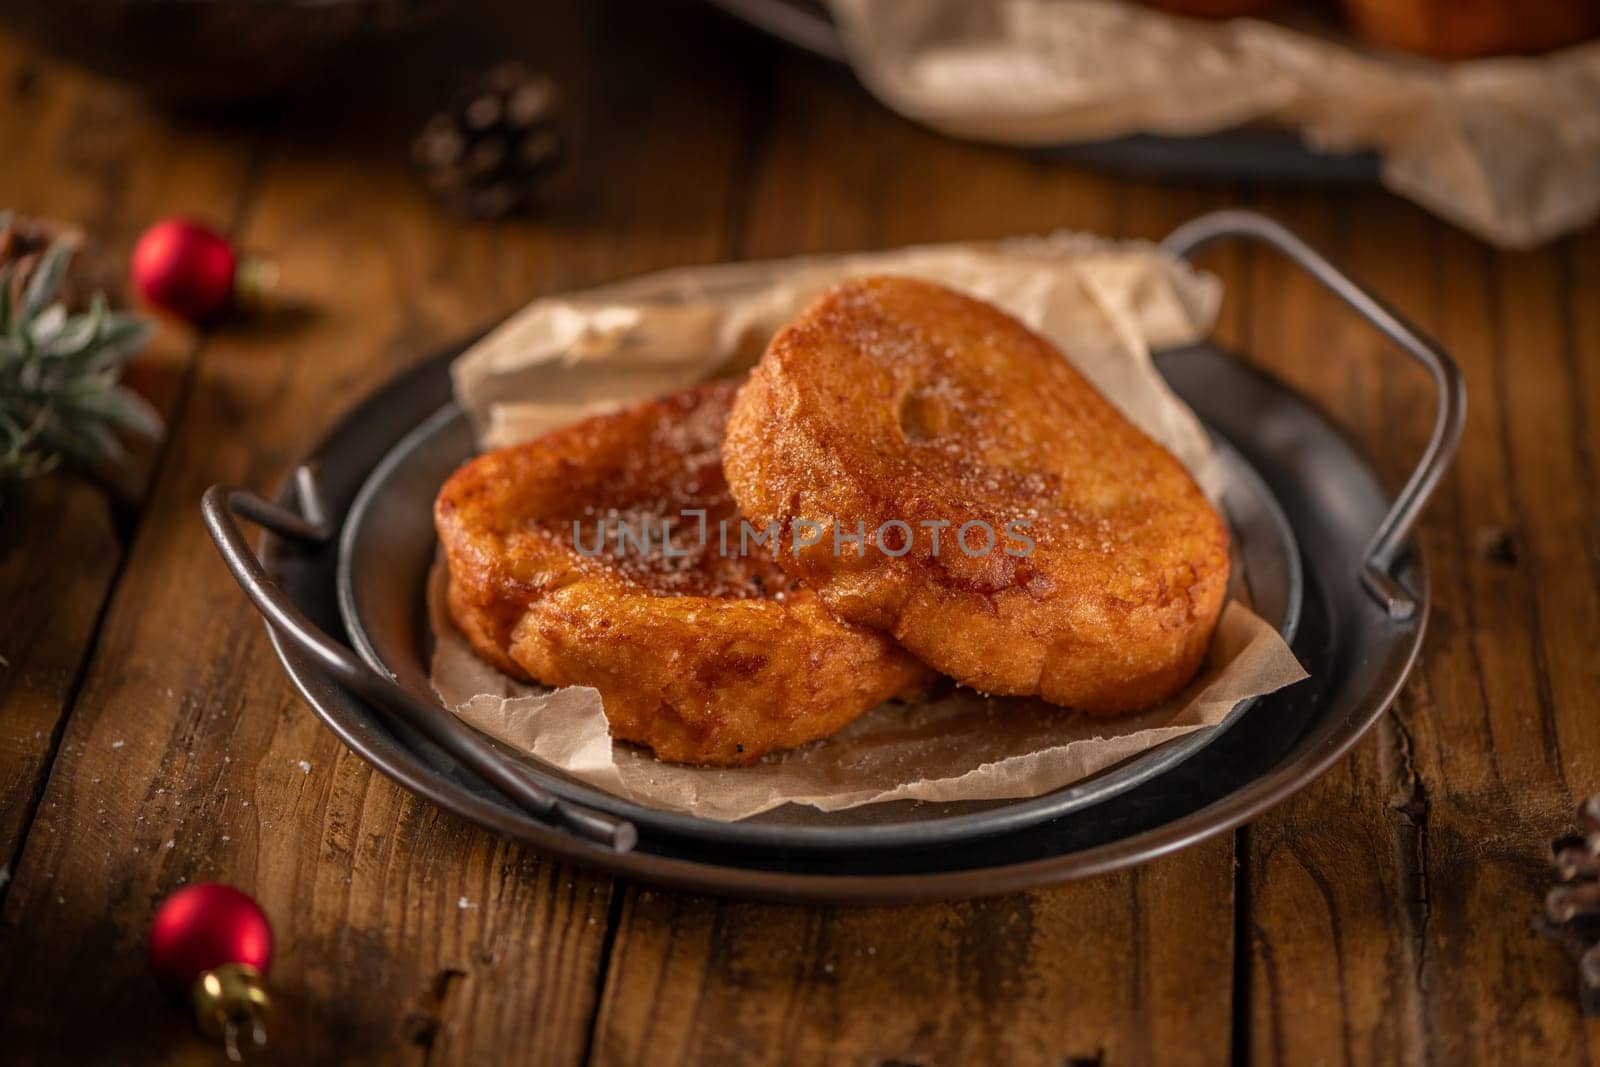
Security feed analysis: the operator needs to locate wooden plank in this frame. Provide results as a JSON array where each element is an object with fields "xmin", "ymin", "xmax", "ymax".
[
  {"xmin": 1241, "ymin": 187, "xmax": 1600, "ymax": 1063},
  {"xmin": 1401, "ymin": 220, "xmax": 1600, "ymax": 1063},
  {"xmin": 0, "ymin": 1, "xmax": 764, "ymax": 1060},
  {"xmin": 595, "ymin": 853, "xmax": 1235, "ymax": 1067},
  {"xmin": 590, "ymin": 59, "xmax": 1245, "ymax": 1067},
  {"xmin": 1235, "ymin": 189, "xmax": 1440, "ymax": 1066},
  {"xmin": 1115, "ymin": 186, "xmax": 1451, "ymax": 1065},
  {"xmin": 0, "ymin": 34, "xmax": 255, "ymax": 884},
  {"xmin": 0, "ymin": 479, "xmax": 120, "ymax": 882}
]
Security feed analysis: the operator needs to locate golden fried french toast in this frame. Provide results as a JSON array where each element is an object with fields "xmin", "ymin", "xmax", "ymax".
[
  {"xmin": 435, "ymin": 381, "xmax": 932, "ymax": 766},
  {"xmin": 723, "ymin": 277, "xmax": 1229, "ymax": 713}
]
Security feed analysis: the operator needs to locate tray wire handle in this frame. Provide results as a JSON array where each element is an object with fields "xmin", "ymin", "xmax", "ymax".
[
  {"xmin": 1161, "ymin": 209, "xmax": 1465, "ymax": 622},
  {"xmin": 201, "ymin": 467, "xmax": 638, "ymax": 853},
  {"xmin": 706, "ymin": 0, "xmax": 847, "ymax": 61}
]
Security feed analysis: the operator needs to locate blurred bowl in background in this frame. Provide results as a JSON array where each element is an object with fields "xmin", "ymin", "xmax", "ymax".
[{"xmin": 0, "ymin": 0, "xmax": 442, "ymax": 106}]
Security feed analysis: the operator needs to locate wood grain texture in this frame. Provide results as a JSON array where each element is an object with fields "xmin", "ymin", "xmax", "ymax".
[
  {"xmin": 1237, "ymin": 189, "xmax": 1600, "ymax": 1063},
  {"xmin": 0, "ymin": 478, "xmax": 119, "ymax": 879},
  {"xmin": 1229, "ymin": 190, "xmax": 1429, "ymax": 1066},
  {"xmin": 587, "ymin": 53, "xmax": 1247, "ymax": 1067},
  {"xmin": 1406, "ymin": 219, "xmax": 1600, "ymax": 1064},
  {"xmin": 0, "ymin": 33, "xmax": 252, "ymax": 886},
  {"xmin": 0, "ymin": 3, "xmax": 762, "ymax": 1061},
  {"xmin": 593, "ymin": 851, "xmax": 1234, "ymax": 1067}
]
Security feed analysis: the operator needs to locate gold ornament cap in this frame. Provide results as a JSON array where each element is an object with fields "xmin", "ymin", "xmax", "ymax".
[
  {"xmin": 191, "ymin": 962, "xmax": 270, "ymax": 1062},
  {"xmin": 232, "ymin": 255, "xmax": 279, "ymax": 312}
]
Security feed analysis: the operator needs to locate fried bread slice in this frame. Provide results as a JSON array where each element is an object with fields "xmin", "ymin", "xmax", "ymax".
[
  {"xmin": 723, "ymin": 277, "xmax": 1229, "ymax": 713},
  {"xmin": 436, "ymin": 381, "xmax": 932, "ymax": 765}
]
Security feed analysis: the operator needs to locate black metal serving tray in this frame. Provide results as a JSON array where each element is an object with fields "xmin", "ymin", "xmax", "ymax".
[
  {"xmin": 332, "ymin": 396, "xmax": 1301, "ymax": 854},
  {"xmin": 203, "ymin": 212, "xmax": 1463, "ymax": 901}
]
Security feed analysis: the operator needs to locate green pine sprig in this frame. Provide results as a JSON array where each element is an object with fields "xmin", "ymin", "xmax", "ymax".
[{"xmin": 0, "ymin": 214, "xmax": 160, "ymax": 484}]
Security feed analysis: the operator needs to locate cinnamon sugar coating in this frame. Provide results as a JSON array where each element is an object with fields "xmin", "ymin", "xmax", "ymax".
[
  {"xmin": 723, "ymin": 277, "xmax": 1230, "ymax": 713},
  {"xmin": 436, "ymin": 381, "xmax": 931, "ymax": 765}
]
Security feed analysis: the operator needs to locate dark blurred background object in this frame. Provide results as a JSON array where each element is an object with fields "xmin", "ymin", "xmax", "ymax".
[
  {"xmin": 411, "ymin": 63, "xmax": 564, "ymax": 220},
  {"xmin": 1139, "ymin": 0, "xmax": 1283, "ymax": 16},
  {"xmin": 0, "ymin": 0, "xmax": 441, "ymax": 106},
  {"xmin": 9, "ymin": 0, "xmax": 1599, "ymax": 111},
  {"xmin": 708, "ymin": 0, "xmax": 1383, "ymax": 186},
  {"xmin": 1339, "ymin": 0, "xmax": 1600, "ymax": 59}
]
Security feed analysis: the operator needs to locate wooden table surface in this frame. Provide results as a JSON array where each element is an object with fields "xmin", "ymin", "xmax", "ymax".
[{"xmin": 3, "ymin": 2, "xmax": 1599, "ymax": 1062}]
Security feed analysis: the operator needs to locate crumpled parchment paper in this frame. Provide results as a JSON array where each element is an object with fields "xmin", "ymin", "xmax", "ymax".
[
  {"xmin": 825, "ymin": 0, "xmax": 1600, "ymax": 249},
  {"xmin": 432, "ymin": 235, "xmax": 1308, "ymax": 821}
]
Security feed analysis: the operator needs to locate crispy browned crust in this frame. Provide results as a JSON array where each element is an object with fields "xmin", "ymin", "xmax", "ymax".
[
  {"xmin": 723, "ymin": 277, "xmax": 1230, "ymax": 714},
  {"xmin": 434, "ymin": 381, "xmax": 931, "ymax": 766}
]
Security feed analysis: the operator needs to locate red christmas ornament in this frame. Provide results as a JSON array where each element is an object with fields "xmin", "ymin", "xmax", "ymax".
[
  {"xmin": 149, "ymin": 883, "xmax": 274, "ymax": 1060},
  {"xmin": 131, "ymin": 218, "xmax": 274, "ymax": 324}
]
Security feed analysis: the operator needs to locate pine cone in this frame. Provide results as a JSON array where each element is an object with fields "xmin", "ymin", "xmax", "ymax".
[
  {"xmin": 412, "ymin": 64, "xmax": 563, "ymax": 220},
  {"xmin": 1541, "ymin": 796, "xmax": 1600, "ymax": 1015}
]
